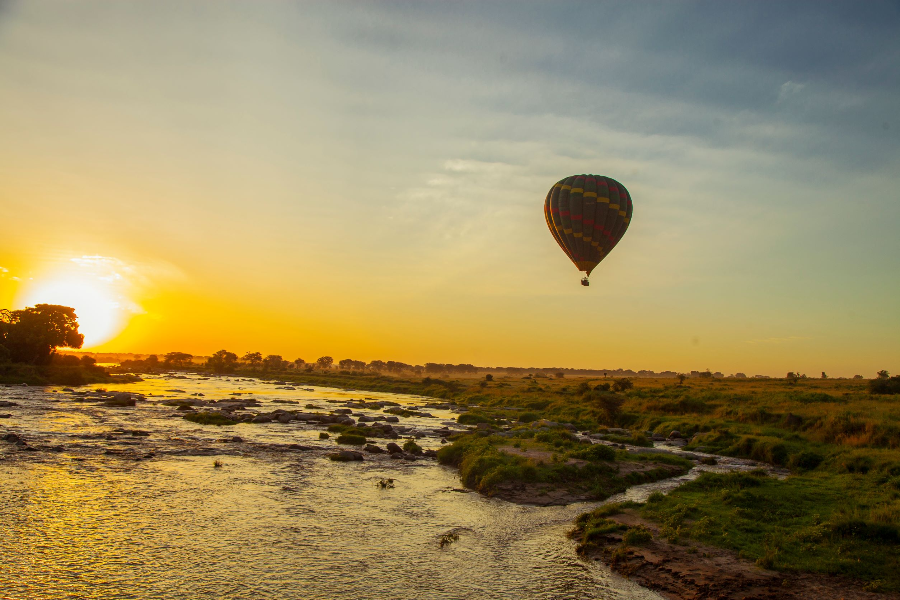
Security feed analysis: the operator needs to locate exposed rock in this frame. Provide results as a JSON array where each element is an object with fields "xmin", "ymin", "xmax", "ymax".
[
  {"xmin": 386, "ymin": 442, "xmax": 403, "ymax": 454},
  {"xmin": 364, "ymin": 444, "xmax": 385, "ymax": 453},
  {"xmin": 329, "ymin": 450, "xmax": 364, "ymax": 462},
  {"xmin": 668, "ymin": 430, "xmax": 683, "ymax": 439}
]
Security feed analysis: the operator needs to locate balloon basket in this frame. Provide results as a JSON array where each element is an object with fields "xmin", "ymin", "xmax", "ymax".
[{"xmin": 581, "ymin": 277, "xmax": 590, "ymax": 287}]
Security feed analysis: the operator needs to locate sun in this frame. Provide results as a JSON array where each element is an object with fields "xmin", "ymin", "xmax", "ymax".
[{"xmin": 19, "ymin": 278, "xmax": 124, "ymax": 348}]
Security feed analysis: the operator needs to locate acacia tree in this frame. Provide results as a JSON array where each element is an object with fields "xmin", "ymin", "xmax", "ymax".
[
  {"xmin": 207, "ymin": 350, "xmax": 238, "ymax": 373},
  {"xmin": 263, "ymin": 354, "xmax": 285, "ymax": 371},
  {"xmin": 164, "ymin": 352, "xmax": 193, "ymax": 368},
  {"xmin": 0, "ymin": 304, "xmax": 84, "ymax": 364},
  {"xmin": 242, "ymin": 352, "xmax": 263, "ymax": 370},
  {"xmin": 316, "ymin": 356, "xmax": 333, "ymax": 370}
]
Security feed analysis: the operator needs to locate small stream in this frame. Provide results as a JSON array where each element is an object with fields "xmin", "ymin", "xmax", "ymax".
[{"xmin": 0, "ymin": 374, "xmax": 777, "ymax": 599}]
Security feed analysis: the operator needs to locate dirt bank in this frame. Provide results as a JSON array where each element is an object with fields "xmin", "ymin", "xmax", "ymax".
[{"xmin": 576, "ymin": 510, "xmax": 897, "ymax": 600}]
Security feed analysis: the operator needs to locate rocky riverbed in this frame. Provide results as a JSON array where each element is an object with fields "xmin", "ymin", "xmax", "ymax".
[{"xmin": 1, "ymin": 373, "xmax": 669, "ymax": 600}]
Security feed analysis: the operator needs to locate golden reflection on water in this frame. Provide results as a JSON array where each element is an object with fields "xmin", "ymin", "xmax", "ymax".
[{"xmin": 1, "ymin": 376, "xmax": 666, "ymax": 600}]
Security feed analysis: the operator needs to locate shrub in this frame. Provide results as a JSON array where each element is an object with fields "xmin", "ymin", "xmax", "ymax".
[
  {"xmin": 647, "ymin": 491, "xmax": 665, "ymax": 503},
  {"xmin": 518, "ymin": 412, "xmax": 539, "ymax": 423},
  {"xmin": 623, "ymin": 525, "xmax": 653, "ymax": 545},
  {"xmin": 457, "ymin": 413, "xmax": 493, "ymax": 425},
  {"xmin": 403, "ymin": 439, "xmax": 423, "ymax": 454},
  {"xmin": 869, "ymin": 376, "xmax": 900, "ymax": 395},
  {"xmin": 611, "ymin": 378, "xmax": 634, "ymax": 392},
  {"xmin": 791, "ymin": 451, "xmax": 824, "ymax": 471},
  {"xmin": 336, "ymin": 434, "xmax": 367, "ymax": 445},
  {"xmin": 183, "ymin": 412, "xmax": 240, "ymax": 426},
  {"xmin": 572, "ymin": 444, "xmax": 616, "ymax": 462}
]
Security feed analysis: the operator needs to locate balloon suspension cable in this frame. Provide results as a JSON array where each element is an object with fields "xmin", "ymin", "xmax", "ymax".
[{"xmin": 581, "ymin": 276, "xmax": 590, "ymax": 287}]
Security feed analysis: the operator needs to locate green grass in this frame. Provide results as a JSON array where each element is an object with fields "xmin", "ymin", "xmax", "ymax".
[
  {"xmin": 638, "ymin": 470, "xmax": 900, "ymax": 589},
  {"xmin": 437, "ymin": 431, "xmax": 688, "ymax": 499}
]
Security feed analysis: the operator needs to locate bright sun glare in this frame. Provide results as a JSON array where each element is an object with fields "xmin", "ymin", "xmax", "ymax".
[{"xmin": 21, "ymin": 278, "xmax": 123, "ymax": 348}]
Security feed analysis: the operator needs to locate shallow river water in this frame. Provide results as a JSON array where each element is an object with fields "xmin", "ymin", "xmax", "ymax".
[{"xmin": 0, "ymin": 374, "xmax": 760, "ymax": 599}]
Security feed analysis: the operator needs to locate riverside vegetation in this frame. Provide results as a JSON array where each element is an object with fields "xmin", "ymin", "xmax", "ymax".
[{"xmin": 112, "ymin": 361, "xmax": 900, "ymax": 592}]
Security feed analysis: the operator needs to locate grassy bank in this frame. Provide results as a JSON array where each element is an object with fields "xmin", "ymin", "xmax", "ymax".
[{"xmin": 436, "ymin": 430, "xmax": 690, "ymax": 502}]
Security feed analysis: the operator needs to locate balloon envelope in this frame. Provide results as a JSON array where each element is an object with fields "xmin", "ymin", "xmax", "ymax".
[{"xmin": 544, "ymin": 174, "xmax": 633, "ymax": 276}]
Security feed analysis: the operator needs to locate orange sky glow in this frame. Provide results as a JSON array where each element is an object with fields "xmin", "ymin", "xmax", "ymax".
[{"xmin": 1, "ymin": 3, "xmax": 898, "ymax": 377}]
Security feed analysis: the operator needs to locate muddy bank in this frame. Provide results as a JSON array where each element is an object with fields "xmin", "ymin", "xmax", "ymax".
[{"xmin": 575, "ymin": 510, "xmax": 896, "ymax": 600}]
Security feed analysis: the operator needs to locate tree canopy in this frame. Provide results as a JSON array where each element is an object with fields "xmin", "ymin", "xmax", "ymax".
[
  {"xmin": 207, "ymin": 349, "xmax": 238, "ymax": 373},
  {"xmin": 0, "ymin": 304, "xmax": 84, "ymax": 364}
]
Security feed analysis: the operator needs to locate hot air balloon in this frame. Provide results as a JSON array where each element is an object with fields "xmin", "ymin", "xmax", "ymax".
[{"xmin": 544, "ymin": 174, "xmax": 633, "ymax": 286}]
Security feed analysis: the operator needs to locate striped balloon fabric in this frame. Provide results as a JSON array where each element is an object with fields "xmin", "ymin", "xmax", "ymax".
[{"xmin": 544, "ymin": 174, "xmax": 633, "ymax": 278}]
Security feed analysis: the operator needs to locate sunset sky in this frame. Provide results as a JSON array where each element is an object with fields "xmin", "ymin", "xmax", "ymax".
[{"xmin": 1, "ymin": 1, "xmax": 898, "ymax": 376}]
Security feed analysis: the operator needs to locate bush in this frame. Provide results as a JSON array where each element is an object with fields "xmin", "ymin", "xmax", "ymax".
[
  {"xmin": 518, "ymin": 412, "xmax": 539, "ymax": 423},
  {"xmin": 612, "ymin": 378, "xmax": 634, "ymax": 392},
  {"xmin": 183, "ymin": 412, "xmax": 240, "ymax": 426},
  {"xmin": 572, "ymin": 444, "xmax": 616, "ymax": 462},
  {"xmin": 869, "ymin": 376, "xmax": 900, "ymax": 395},
  {"xmin": 336, "ymin": 434, "xmax": 367, "ymax": 445},
  {"xmin": 623, "ymin": 525, "xmax": 653, "ymax": 545},
  {"xmin": 458, "ymin": 413, "xmax": 494, "ymax": 425},
  {"xmin": 403, "ymin": 439, "xmax": 423, "ymax": 454},
  {"xmin": 791, "ymin": 451, "xmax": 824, "ymax": 471}
]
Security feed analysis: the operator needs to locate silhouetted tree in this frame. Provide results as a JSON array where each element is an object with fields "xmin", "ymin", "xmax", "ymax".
[
  {"xmin": 293, "ymin": 358, "xmax": 306, "ymax": 368},
  {"xmin": 877, "ymin": 370, "xmax": 890, "ymax": 380},
  {"xmin": 242, "ymin": 352, "xmax": 263, "ymax": 369},
  {"xmin": 316, "ymin": 356, "xmax": 333, "ymax": 370},
  {"xmin": 786, "ymin": 372, "xmax": 800, "ymax": 384},
  {"xmin": 485, "ymin": 374, "xmax": 493, "ymax": 382},
  {"xmin": 0, "ymin": 304, "xmax": 84, "ymax": 364},
  {"xmin": 263, "ymin": 354, "xmax": 286, "ymax": 371},
  {"xmin": 675, "ymin": 373, "xmax": 687, "ymax": 386},
  {"xmin": 207, "ymin": 350, "xmax": 238, "ymax": 373},
  {"xmin": 821, "ymin": 371, "xmax": 828, "ymax": 379},
  {"xmin": 368, "ymin": 360, "xmax": 386, "ymax": 372},
  {"xmin": 164, "ymin": 352, "xmax": 193, "ymax": 368}
]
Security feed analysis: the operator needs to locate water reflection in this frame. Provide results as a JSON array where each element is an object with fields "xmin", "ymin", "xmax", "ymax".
[{"xmin": 0, "ymin": 375, "xmax": 664, "ymax": 599}]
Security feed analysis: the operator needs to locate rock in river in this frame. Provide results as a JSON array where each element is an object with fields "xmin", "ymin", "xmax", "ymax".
[{"xmin": 329, "ymin": 450, "xmax": 364, "ymax": 462}]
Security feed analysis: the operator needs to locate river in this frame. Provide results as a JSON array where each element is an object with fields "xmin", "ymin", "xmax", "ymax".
[{"xmin": 2, "ymin": 373, "xmax": 737, "ymax": 599}]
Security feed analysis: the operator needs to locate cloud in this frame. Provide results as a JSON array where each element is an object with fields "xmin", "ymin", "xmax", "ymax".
[{"xmin": 777, "ymin": 80, "xmax": 805, "ymax": 103}]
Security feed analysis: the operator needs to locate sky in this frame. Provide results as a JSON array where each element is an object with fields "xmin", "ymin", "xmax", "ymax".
[{"xmin": 1, "ymin": 1, "xmax": 898, "ymax": 377}]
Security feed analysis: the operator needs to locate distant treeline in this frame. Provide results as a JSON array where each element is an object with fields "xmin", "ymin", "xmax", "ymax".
[{"xmin": 105, "ymin": 351, "xmax": 806, "ymax": 380}]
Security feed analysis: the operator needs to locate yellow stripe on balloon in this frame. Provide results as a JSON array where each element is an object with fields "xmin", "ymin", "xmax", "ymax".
[
  {"xmin": 583, "ymin": 191, "xmax": 597, "ymax": 198},
  {"xmin": 571, "ymin": 188, "xmax": 583, "ymax": 193}
]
